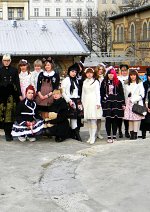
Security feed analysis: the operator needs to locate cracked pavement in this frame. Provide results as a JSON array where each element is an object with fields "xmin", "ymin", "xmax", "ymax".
[{"xmin": 0, "ymin": 128, "xmax": 150, "ymax": 212}]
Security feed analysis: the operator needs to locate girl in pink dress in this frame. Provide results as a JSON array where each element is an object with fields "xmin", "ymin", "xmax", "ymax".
[{"xmin": 18, "ymin": 59, "xmax": 31, "ymax": 99}]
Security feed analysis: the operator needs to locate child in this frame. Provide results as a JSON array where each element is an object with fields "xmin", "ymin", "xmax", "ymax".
[
  {"xmin": 61, "ymin": 64, "xmax": 83, "ymax": 141},
  {"xmin": 45, "ymin": 89, "xmax": 71, "ymax": 142},
  {"xmin": 101, "ymin": 69, "xmax": 125, "ymax": 143},
  {"xmin": 18, "ymin": 59, "xmax": 31, "ymax": 99},
  {"xmin": 82, "ymin": 67, "xmax": 102, "ymax": 144},
  {"xmin": 31, "ymin": 59, "xmax": 43, "ymax": 92},
  {"xmin": 95, "ymin": 64, "xmax": 106, "ymax": 139},
  {"xmin": 11, "ymin": 85, "xmax": 44, "ymax": 142},
  {"xmin": 124, "ymin": 69, "xmax": 145, "ymax": 140}
]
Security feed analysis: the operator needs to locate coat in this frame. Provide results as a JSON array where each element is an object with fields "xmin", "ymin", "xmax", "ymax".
[
  {"xmin": 48, "ymin": 97, "xmax": 70, "ymax": 138},
  {"xmin": 0, "ymin": 65, "xmax": 22, "ymax": 126}
]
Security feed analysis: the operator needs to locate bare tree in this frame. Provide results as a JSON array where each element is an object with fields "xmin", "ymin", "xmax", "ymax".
[{"xmin": 72, "ymin": 11, "xmax": 112, "ymax": 55}]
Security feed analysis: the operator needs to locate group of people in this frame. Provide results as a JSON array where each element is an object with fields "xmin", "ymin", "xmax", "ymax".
[{"xmin": 0, "ymin": 53, "xmax": 150, "ymax": 144}]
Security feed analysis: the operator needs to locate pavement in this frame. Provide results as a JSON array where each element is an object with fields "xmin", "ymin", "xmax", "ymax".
[{"xmin": 0, "ymin": 124, "xmax": 150, "ymax": 212}]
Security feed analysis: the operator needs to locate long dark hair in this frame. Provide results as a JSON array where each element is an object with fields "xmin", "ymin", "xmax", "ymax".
[{"xmin": 127, "ymin": 69, "xmax": 141, "ymax": 85}]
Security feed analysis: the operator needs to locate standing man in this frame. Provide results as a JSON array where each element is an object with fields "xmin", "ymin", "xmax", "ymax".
[{"xmin": 0, "ymin": 54, "xmax": 22, "ymax": 141}]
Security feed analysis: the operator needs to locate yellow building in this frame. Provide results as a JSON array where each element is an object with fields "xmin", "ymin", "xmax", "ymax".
[
  {"xmin": 0, "ymin": 0, "xmax": 29, "ymax": 20},
  {"xmin": 109, "ymin": 4, "xmax": 150, "ymax": 66}
]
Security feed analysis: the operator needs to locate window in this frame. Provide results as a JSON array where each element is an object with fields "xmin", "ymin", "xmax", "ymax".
[
  {"xmin": 77, "ymin": 8, "xmax": 82, "ymax": 17},
  {"xmin": 87, "ymin": 8, "xmax": 92, "ymax": 17},
  {"xmin": 0, "ymin": 8, "xmax": 3, "ymax": 18},
  {"xmin": 122, "ymin": 0, "xmax": 128, "ymax": 3},
  {"xmin": 143, "ymin": 22, "xmax": 147, "ymax": 40},
  {"xmin": 8, "ymin": 8, "xmax": 14, "ymax": 20},
  {"xmin": 117, "ymin": 27, "xmax": 120, "ymax": 42},
  {"xmin": 67, "ymin": 8, "xmax": 71, "ymax": 17},
  {"xmin": 34, "ymin": 8, "xmax": 39, "ymax": 17},
  {"xmin": 112, "ymin": 0, "xmax": 116, "ymax": 3},
  {"xmin": 17, "ymin": 8, "xmax": 23, "ymax": 19},
  {"xmin": 120, "ymin": 26, "xmax": 124, "ymax": 42},
  {"xmin": 56, "ymin": 8, "xmax": 60, "ymax": 17},
  {"xmin": 130, "ymin": 23, "xmax": 135, "ymax": 42},
  {"xmin": 148, "ymin": 22, "xmax": 150, "ymax": 40},
  {"xmin": 102, "ymin": 0, "xmax": 106, "ymax": 3},
  {"xmin": 45, "ymin": 8, "xmax": 50, "ymax": 16}
]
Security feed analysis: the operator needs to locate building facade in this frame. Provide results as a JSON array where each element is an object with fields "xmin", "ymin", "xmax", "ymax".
[
  {"xmin": 0, "ymin": 0, "xmax": 29, "ymax": 20},
  {"xmin": 109, "ymin": 4, "xmax": 150, "ymax": 66},
  {"xmin": 29, "ymin": 0, "xmax": 98, "ymax": 21}
]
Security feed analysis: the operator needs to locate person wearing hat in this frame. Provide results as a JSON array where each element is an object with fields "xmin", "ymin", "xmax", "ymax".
[
  {"xmin": 140, "ymin": 67, "xmax": 150, "ymax": 139},
  {"xmin": 0, "ymin": 54, "xmax": 22, "ymax": 141},
  {"xmin": 61, "ymin": 63, "xmax": 83, "ymax": 141}
]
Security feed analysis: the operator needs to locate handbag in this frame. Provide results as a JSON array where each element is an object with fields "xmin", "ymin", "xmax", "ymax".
[{"xmin": 132, "ymin": 103, "xmax": 147, "ymax": 116}]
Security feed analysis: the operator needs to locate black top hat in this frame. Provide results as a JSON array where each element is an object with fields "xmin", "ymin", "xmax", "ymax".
[{"xmin": 67, "ymin": 63, "xmax": 80, "ymax": 75}]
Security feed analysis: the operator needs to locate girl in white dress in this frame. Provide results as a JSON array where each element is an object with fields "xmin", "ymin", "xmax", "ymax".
[
  {"xmin": 18, "ymin": 59, "xmax": 31, "ymax": 99},
  {"xmin": 95, "ymin": 64, "xmax": 106, "ymax": 140},
  {"xmin": 82, "ymin": 67, "xmax": 102, "ymax": 144}
]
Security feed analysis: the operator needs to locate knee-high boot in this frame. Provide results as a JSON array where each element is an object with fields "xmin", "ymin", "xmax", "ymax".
[{"xmin": 74, "ymin": 127, "xmax": 82, "ymax": 142}]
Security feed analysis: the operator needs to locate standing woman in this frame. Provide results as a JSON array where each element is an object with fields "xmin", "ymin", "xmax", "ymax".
[
  {"xmin": 124, "ymin": 69, "xmax": 144, "ymax": 140},
  {"xmin": 18, "ymin": 59, "xmax": 31, "ymax": 99},
  {"xmin": 0, "ymin": 54, "xmax": 22, "ymax": 141},
  {"xmin": 140, "ymin": 68, "xmax": 150, "ymax": 139},
  {"xmin": 100, "ymin": 69, "xmax": 125, "ymax": 143},
  {"xmin": 82, "ymin": 67, "xmax": 102, "ymax": 144},
  {"xmin": 61, "ymin": 64, "xmax": 83, "ymax": 141},
  {"xmin": 36, "ymin": 57, "xmax": 60, "ymax": 121},
  {"xmin": 95, "ymin": 64, "xmax": 106, "ymax": 139}
]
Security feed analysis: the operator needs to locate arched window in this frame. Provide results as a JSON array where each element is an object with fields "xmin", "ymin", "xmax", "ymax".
[
  {"xmin": 130, "ymin": 23, "xmax": 135, "ymax": 42},
  {"xmin": 148, "ymin": 22, "xmax": 150, "ymax": 39},
  {"xmin": 120, "ymin": 26, "xmax": 124, "ymax": 42},
  {"xmin": 143, "ymin": 22, "xmax": 147, "ymax": 40},
  {"xmin": 117, "ymin": 26, "xmax": 120, "ymax": 42}
]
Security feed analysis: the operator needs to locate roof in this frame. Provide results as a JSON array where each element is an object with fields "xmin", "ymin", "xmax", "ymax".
[
  {"xmin": 0, "ymin": 19, "xmax": 90, "ymax": 56},
  {"xmin": 109, "ymin": 4, "xmax": 150, "ymax": 20}
]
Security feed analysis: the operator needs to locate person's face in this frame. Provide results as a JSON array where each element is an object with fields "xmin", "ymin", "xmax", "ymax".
[
  {"xmin": 45, "ymin": 62, "xmax": 52, "ymax": 72},
  {"xmin": 53, "ymin": 93, "xmax": 61, "ymax": 100},
  {"xmin": 69, "ymin": 70, "xmax": 77, "ymax": 78},
  {"xmin": 108, "ymin": 73, "xmax": 114, "ymax": 80},
  {"xmin": 20, "ymin": 64, "xmax": 27, "ymax": 72},
  {"xmin": 2, "ymin": 60, "xmax": 11, "ymax": 67},
  {"xmin": 130, "ymin": 74, "xmax": 136, "ymax": 82},
  {"xmin": 121, "ymin": 67, "xmax": 128, "ymax": 77},
  {"xmin": 98, "ymin": 67, "xmax": 103, "ymax": 75},
  {"xmin": 86, "ymin": 71, "xmax": 94, "ymax": 79},
  {"xmin": 34, "ymin": 65, "xmax": 41, "ymax": 72},
  {"xmin": 148, "ymin": 75, "xmax": 150, "ymax": 82},
  {"xmin": 26, "ymin": 89, "xmax": 34, "ymax": 100}
]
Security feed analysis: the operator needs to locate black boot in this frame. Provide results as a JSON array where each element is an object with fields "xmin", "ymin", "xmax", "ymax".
[
  {"xmin": 119, "ymin": 131, "xmax": 123, "ymax": 138},
  {"xmin": 130, "ymin": 131, "xmax": 134, "ymax": 140},
  {"xmin": 142, "ymin": 131, "xmax": 146, "ymax": 139},
  {"xmin": 134, "ymin": 132, "xmax": 137, "ymax": 140},
  {"xmin": 125, "ymin": 131, "xmax": 130, "ymax": 138},
  {"xmin": 4, "ymin": 123, "xmax": 13, "ymax": 142},
  {"xmin": 74, "ymin": 127, "xmax": 82, "ymax": 142}
]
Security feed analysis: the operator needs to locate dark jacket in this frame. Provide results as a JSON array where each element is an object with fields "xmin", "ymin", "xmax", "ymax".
[
  {"xmin": 16, "ymin": 98, "xmax": 42, "ymax": 124},
  {"xmin": 48, "ymin": 97, "xmax": 70, "ymax": 138}
]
